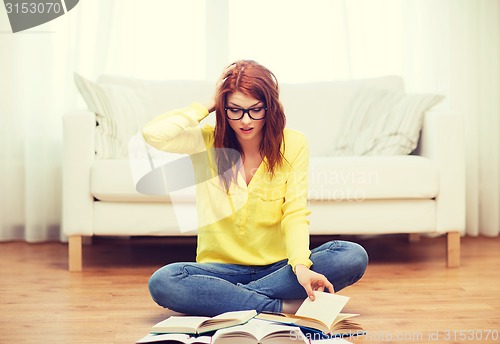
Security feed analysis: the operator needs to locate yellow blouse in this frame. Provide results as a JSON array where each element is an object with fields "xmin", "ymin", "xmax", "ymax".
[{"xmin": 142, "ymin": 103, "xmax": 312, "ymax": 271}]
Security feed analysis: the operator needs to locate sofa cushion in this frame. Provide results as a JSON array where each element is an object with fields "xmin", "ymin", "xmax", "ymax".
[
  {"xmin": 92, "ymin": 202, "xmax": 196, "ymax": 236},
  {"xmin": 308, "ymin": 155, "xmax": 438, "ymax": 201},
  {"xmin": 74, "ymin": 73, "xmax": 214, "ymax": 159},
  {"xmin": 97, "ymin": 75, "xmax": 215, "ymax": 119},
  {"xmin": 309, "ymin": 199, "xmax": 436, "ymax": 234},
  {"xmin": 91, "ymin": 160, "xmax": 171, "ymax": 202},
  {"xmin": 74, "ymin": 74, "xmax": 153, "ymax": 159},
  {"xmin": 280, "ymin": 76, "xmax": 405, "ymax": 156},
  {"xmin": 76, "ymin": 74, "xmax": 404, "ymax": 159},
  {"xmin": 91, "ymin": 156, "xmax": 438, "ymax": 202},
  {"xmin": 332, "ymin": 88, "xmax": 444, "ymax": 156}
]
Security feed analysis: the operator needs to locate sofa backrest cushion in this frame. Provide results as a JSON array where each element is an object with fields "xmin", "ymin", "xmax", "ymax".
[
  {"xmin": 74, "ymin": 73, "xmax": 405, "ymax": 158},
  {"xmin": 332, "ymin": 87, "xmax": 444, "ymax": 156},
  {"xmin": 279, "ymin": 76, "xmax": 405, "ymax": 156},
  {"xmin": 75, "ymin": 74, "xmax": 214, "ymax": 158}
]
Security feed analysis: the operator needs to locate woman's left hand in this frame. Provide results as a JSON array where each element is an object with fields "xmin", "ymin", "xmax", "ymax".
[{"xmin": 295, "ymin": 264, "xmax": 335, "ymax": 301}]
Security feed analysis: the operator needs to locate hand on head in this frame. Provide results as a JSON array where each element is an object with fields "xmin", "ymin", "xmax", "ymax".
[
  {"xmin": 206, "ymin": 63, "xmax": 238, "ymax": 113},
  {"xmin": 216, "ymin": 62, "xmax": 237, "ymax": 90}
]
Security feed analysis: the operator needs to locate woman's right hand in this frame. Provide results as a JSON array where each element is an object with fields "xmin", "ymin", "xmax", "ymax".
[
  {"xmin": 205, "ymin": 63, "xmax": 237, "ymax": 113},
  {"xmin": 295, "ymin": 264, "xmax": 335, "ymax": 301},
  {"xmin": 204, "ymin": 99, "xmax": 216, "ymax": 114},
  {"xmin": 217, "ymin": 62, "xmax": 236, "ymax": 88}
]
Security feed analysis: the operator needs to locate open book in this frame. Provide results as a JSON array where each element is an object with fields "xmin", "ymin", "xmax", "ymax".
[
  {"xmin": 256, "ymin": 292, "xmax": 363, "ymax": 336},
  {"xmin": 150, "ymin": 309, "xmax": 257, "ymax": 335},
  {"xmin": 136, "ymin": 323, "xmax": 354, "ymax": 344},
  {"xmin": 211, "ymin": 318, "xmax": 308, "ymax": 344}
]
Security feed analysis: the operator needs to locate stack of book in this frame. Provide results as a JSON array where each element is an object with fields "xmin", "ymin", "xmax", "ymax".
[{"xmin": 136, "ymin": 292, "xmax": 364, "ymax": 344}]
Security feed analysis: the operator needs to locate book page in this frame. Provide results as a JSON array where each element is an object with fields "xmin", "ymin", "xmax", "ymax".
[
  {"xmin": 199, "ymin": 309, "xmax": 256, "ymax": 332},
  {"xmin": 209, "ymin": 309, "xmax": 257, "ymax": 322},
  {"xmin": 212, "ymin": 318, "xmax": 307, "ymax": 343},
  {"xmin": 333, "ymin": 313, "xmax": 359, "ymax": 325},
  {"xmin": 295, "ymin": 292, "xmax": 349, "ymax": 330},
  {"xmin": 151, "ymin": 316, "xmax": 208, "ymax": 333},
  {"xmin": 210, "ymin": 309, "xmax": 257, "ymax": 321}
]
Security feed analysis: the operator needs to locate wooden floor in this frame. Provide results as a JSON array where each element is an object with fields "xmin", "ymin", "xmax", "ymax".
[{"xmin": 0, "ymin": 235, "xmax": 499, "ymax": 344}]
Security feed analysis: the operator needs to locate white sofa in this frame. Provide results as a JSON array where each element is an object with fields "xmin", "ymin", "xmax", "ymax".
[{"xmin": 63, "ymin": 75, "xmax": 465, "ymax": 271}]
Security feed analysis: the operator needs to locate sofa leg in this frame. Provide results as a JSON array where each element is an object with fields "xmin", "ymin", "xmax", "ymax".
[
  {"xmin": 68, "ymin": 235, "xmax": 83, "ymax": 272},
  {"xmin": 408, "ymin": 233, "xmax": 421, "ymax": 242},
  {"xmin": 446, "ymin": 231, "xmax": 460, "ymax": 268}
]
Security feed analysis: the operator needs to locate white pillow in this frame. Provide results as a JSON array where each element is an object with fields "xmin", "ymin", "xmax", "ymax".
[
  {"xmin": 74, "ymin": 73, "xmax": 154, "ymax": 159},
  {"xmin": 332, "ymin": 88, "xmax": 444, "ymax": 156},
  {"xmin": 280, "ymin": 76, "xmax": 405, "ymax": 156}
]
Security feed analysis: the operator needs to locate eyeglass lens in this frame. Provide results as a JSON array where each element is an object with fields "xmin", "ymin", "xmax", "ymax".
[{"xmin": 225, "ymin": 107, "xmax": 266, "ymax": 120}]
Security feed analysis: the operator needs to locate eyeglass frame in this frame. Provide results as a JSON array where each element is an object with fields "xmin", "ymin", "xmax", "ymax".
[{"xmin": 224, "ymin": 106, "xmax": 267, "ymax": 121}]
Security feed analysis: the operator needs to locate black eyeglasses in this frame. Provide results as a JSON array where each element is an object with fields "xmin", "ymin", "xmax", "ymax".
[{"xmin": 224, "ymin": 107, "xmax": 267, "ymax": 120}]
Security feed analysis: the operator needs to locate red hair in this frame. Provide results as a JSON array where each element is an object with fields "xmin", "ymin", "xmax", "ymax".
[{"xmin": 213, "ymin": 60, "xmax": 286, "ymax": 189}]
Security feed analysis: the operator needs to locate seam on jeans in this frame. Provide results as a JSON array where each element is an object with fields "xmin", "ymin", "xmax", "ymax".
[
  {"xmin": 187, "ymin": 273, "xmax": 245, "ymax": 288},
  {"xmin": 278, "ymin": 299, "xmax": 283, "ymax": 313},
  {"xmin": 181, "ymin": 264, "xmax": 246, "ymax": 277},
  {"xmin": 246, "ymin": 263, "xmax": 291, "ymax": 285}
]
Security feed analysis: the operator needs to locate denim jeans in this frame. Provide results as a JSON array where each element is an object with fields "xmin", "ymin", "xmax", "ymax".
[{"xmin": 148, "ymin": 240, "xmax": 368, "ymax": 316}]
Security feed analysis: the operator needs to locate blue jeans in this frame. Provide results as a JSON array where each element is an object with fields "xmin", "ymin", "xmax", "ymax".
[{"xmin": 148, "ymin": 240, "xmax": 368, "ymax": 316}]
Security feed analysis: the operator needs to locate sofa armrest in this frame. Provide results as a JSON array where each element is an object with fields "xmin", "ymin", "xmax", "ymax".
[
  {"xmin": 414, "ymin": 111, "xmax": 466, "ymax": 234},
  {"xmin": 62, "ymin": 111, "xmax": 96, "ymax": 237}
]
